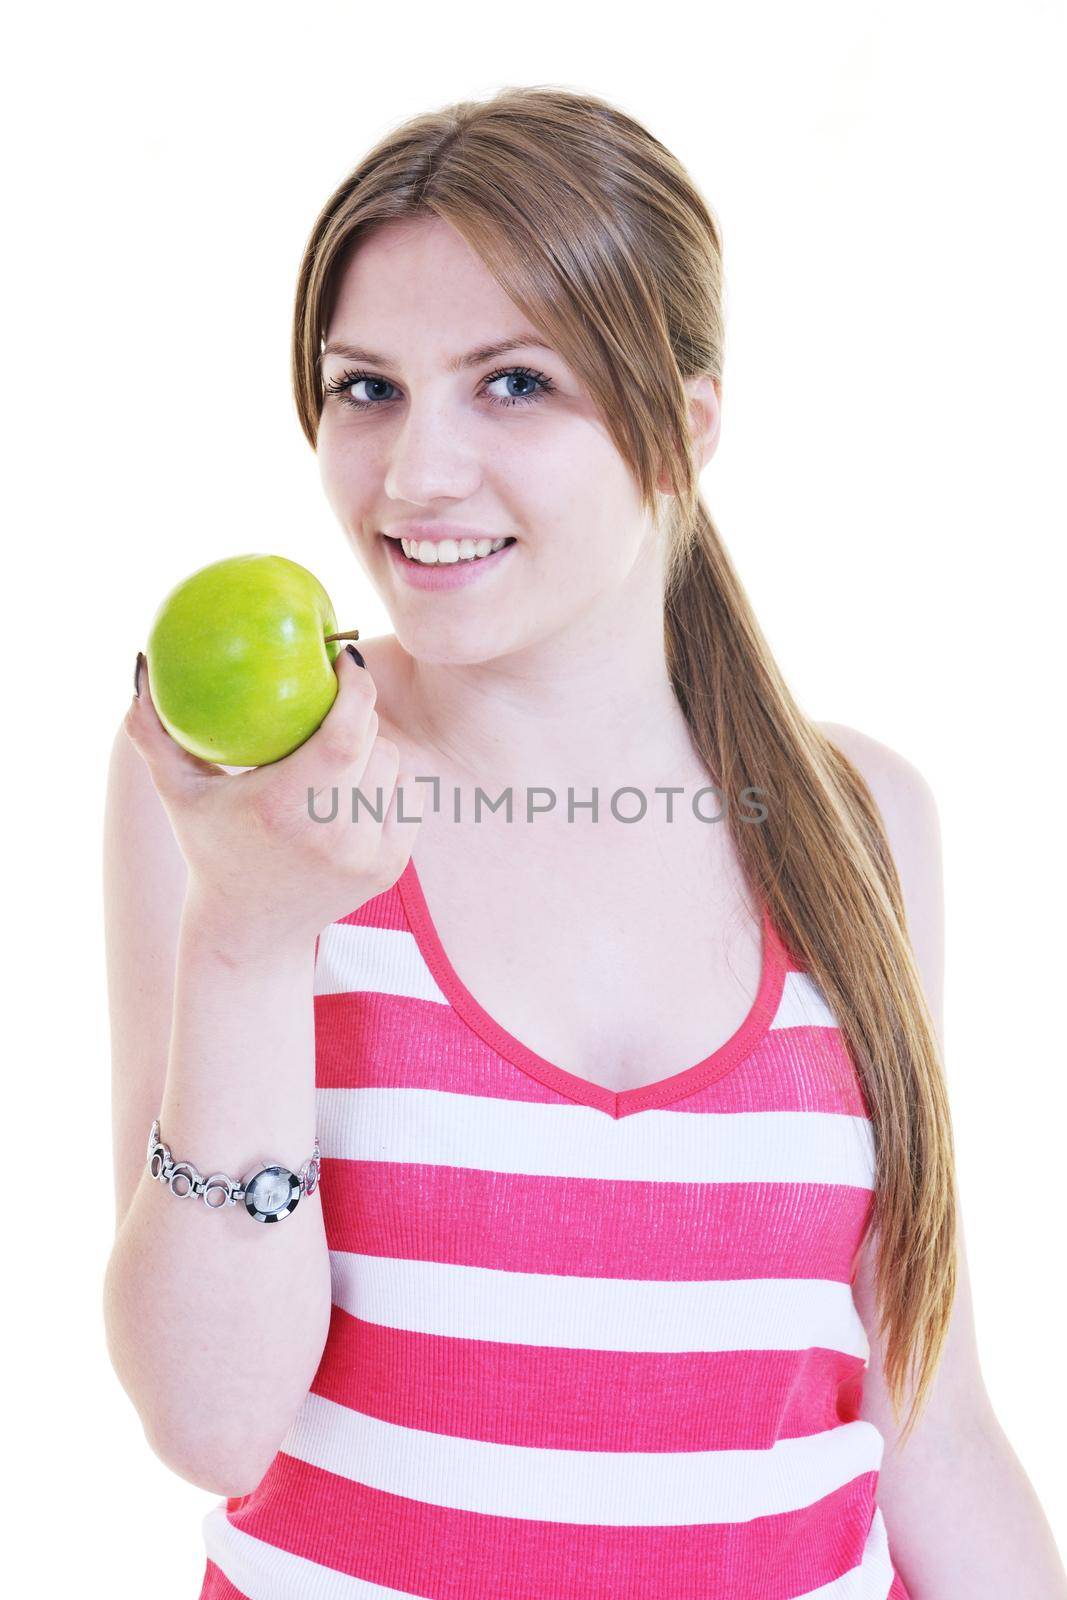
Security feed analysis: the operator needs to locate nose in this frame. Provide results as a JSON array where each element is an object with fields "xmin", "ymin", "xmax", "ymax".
[{"xmin": 383, "ymin": 403, "xmax": 483, "ymax": 506}]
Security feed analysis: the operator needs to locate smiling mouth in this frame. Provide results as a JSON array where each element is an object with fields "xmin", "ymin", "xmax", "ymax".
[{"xmin": 382, "ymin": 533, "xmax": 518, "ymax": 566}]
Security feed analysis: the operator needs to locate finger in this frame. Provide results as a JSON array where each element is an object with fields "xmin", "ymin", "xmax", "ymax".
[
  {"xmin": 124, "ymin": 653, "xmax": 226, "ymax": 789},
  {"xmin": 272, "ymin": 645, "xmax": 379, "ymax": 798}
]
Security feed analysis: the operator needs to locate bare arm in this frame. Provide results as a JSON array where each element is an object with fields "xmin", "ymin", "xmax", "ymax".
[
  {"xmin": 820, "ymin": 721, "xmax": 1067, "ymax": 1600},
  {"xmin": 101, "ymin": 719, "xmax": 332, "ymax": 1497}
]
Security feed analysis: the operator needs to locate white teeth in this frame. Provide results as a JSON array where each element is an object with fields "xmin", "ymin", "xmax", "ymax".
[{"xmin": 399, "ymin": 536, "xmax": 509, "ymax": 565}]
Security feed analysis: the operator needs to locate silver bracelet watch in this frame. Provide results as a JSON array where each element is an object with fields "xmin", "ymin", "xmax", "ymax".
[{"xmin": 146, "ymin": 1118, "xmax": 321, "ymax": 1223}]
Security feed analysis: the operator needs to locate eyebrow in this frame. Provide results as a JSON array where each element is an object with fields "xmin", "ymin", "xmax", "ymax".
[{"xmin": 318, "ymin": 335, "xmax": 556, "ymax": 372}]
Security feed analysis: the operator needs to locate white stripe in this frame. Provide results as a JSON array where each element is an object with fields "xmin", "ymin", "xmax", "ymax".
[
  {"xmin": 201, "ymin": 1502, "xmax": 895, "ymax": 1598},
  {"xmin": 772, "ymin": 970, "xmax": 838, "ymax": 1030},
  {"xmin": 314, "ymin": 923, "xmax": 447, "ymax": 1002},
  {"xmin": 328, "ymin": 1248, "xmax": 870, "ymax": 1360},
  {"xmin": 271, "ymin": 1394, "xmax": 882, "ymax": 1524},
  {"xmin": 314, "ymin": 925, "xmax": 842, "ymax": 1041},
  {"xmin": 315, "ymin": 1085, "xmax": 876, "ymax": 1186},
  {"xmin": 316, "ymin": 1088, "xmax": 873, "ymax": 1366}
]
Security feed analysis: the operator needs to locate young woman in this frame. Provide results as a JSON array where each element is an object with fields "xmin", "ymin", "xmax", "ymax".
[{"xmin": 105, "ymin": 86, "xmax": 1066, "ymax": 1598}]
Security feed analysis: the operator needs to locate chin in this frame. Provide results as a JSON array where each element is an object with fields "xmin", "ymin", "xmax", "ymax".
[{"xmin": 390, "ymin": 621, "xmax": 511, "ymax": 670}]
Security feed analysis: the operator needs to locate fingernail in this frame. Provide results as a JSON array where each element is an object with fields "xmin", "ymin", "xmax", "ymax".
[
  {"xmin": 345, "ymin": 645, "xmax": 366, "ymax": 669},
  {"xmin": 134, "ymin": 651, "xmax": 145, "ymax": 698}
]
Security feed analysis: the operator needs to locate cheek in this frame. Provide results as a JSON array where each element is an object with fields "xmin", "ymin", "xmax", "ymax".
[
  {"xmin": 540, "ymin": 430, "xmax": 643, "ymax": 526},
  {"xmin": 315, "ymin": 422, "xmax": 341, "ymax": 496},
  {"xmin": 561, "ymin": 486, "xmax": 642, "ymax": 573},
  {"xmin": 317, "ymin": 428, "xmax": 372, "ymax": 515},
  {"xmin": 546, "ymin": 536, "xmax": 617, "ymax": 598}
]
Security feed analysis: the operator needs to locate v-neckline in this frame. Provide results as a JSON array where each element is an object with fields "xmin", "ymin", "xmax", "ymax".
[{"xmin": 394, "ymin": 851, "xmax": 790, "ymax": 1120}]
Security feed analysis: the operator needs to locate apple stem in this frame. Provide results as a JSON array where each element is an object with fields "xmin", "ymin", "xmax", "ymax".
[{"xmin": 323, "ymin": 629, "xmax": 361, "ymax": 643}]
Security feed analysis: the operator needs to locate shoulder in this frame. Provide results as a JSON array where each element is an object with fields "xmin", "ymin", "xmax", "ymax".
[
  {"xmin": 816, "ymin": 720, "xmax": 944, "ymax": 1053},
  {"xmin": 816, "ymin": 720, "xmax": 941, "ymax": 844}
]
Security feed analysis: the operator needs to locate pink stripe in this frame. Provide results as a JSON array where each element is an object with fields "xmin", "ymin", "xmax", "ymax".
[
  {"xmin": 223, "ymin": 1455, "xmax": 882, "ymax": 1599},
  {"xmin": 322, "ymin": 1155, "xmax": 874, "ymax": 1282},
  {"xmin": 334, "ymin": 882, "xmax": 410, "ymax": 932},
  {"xmin": 315, "ymin": 989, "xmax": 869, "ymax": 1115},
  {"xmin": 335, "ymin": 874, "xmax": 808, "ymax": 972},
  {"xmin": 313, "ymin": 1302, "xmax": 867, "ymax": 1448}
]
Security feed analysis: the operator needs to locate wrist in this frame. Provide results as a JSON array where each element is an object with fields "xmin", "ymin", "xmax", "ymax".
[
  {"xmin": 147, "ymin": 1116, "xmax": 322, "ymax": 1220},
  {"xmin": 181, "ymin": 880, "xmax": 316, "ymax": 968}
]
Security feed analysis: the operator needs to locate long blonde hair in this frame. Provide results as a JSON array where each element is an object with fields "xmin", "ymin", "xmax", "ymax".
[{"xmin": 289, "ymin": 83, "xmax": 957, "ymax": 1445}]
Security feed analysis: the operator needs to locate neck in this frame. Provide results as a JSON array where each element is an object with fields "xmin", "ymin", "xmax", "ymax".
[{"xmin": 398, "ymin": 547, "xmax": 710, "ymax": 807}]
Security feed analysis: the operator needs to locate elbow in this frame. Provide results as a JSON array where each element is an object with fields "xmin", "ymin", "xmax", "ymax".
[
  {"xmin": 101, "ymin": 1259, "xmax": 273, "ymax": 1500},
  {"xmin": 147, "ymin": 1423, "xmax": 271, "ymax": 1500}
]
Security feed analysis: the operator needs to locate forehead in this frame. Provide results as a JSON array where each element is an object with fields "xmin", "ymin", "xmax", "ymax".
[{"xmin": 324, "ymin": 217, "xmax": 540, "ymax": 357}]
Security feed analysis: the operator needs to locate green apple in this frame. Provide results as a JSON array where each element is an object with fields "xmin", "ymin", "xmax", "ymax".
[{"xmin": 145, "ymin": 553, "xmax": 359, "ymax": 767}]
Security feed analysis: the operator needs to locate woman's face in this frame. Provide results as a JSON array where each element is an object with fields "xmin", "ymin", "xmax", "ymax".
[{"xmin": 316, "ymin": 216, "xmax": 666, "ymax": 665}]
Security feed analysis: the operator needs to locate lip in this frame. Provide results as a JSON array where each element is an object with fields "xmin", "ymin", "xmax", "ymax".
[{"xmin": 381, "ymin": 531, "xmax": 517, "ymax": 590}]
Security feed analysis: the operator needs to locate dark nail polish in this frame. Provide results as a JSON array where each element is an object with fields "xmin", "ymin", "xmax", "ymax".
[
  {"xmin": 134, "ymin": 651, "xmax": 145, "ymax": 697},
  {"xmin": 345, "ymin": 645, "xmax": 366, "ymax": 669}
]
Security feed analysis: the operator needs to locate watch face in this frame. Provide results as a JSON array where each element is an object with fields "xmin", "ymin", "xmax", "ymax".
[{"xmin": 244, "ymin": 1165, "xmax": 300, "ymax": 1222}]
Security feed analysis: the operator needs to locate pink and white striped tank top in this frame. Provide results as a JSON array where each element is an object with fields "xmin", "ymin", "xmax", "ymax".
[{"xmin": 198, "ymin": 855, "xmax": 912, "ymax": 1599}]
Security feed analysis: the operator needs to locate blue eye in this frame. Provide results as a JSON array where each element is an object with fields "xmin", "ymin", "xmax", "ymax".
[{"xmin": 323, "ymin": 364, "xmax": 555, "ymax": 411}]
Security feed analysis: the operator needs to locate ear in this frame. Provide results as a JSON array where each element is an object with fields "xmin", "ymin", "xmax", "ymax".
[{"xmin": 656, "ymin": 374, "xmax": 721, "ymax": 493}]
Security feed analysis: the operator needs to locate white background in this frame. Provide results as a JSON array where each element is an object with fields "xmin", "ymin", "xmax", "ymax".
[{"xmin": 5, "ymin": 1, "xmax": 1064, "ymax": 1593}]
